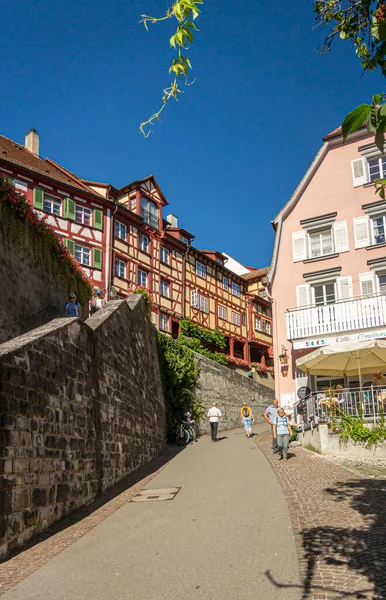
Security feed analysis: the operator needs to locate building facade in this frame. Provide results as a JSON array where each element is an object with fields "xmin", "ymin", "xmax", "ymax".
[
  {"xmin": 270, "ymin": 124, "xmax": 386, "ymax": 411},
  {"xmin": 0, "ymin": 129, "xmax": 273, "ymax": 365}
]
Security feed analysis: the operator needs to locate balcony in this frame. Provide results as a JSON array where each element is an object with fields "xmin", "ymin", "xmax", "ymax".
[
  {"xmin": 141, "ymin": 208, "xmax": 159, "ymax": 230},
  {"xmin": 286, "ymin": 293, "xmax": 386, "ymax": 340}
]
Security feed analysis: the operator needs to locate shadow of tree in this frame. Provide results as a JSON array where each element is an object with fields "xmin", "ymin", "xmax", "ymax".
[{"xmin": 302, "ymin": 478, "xmax": 386, "ymax": 599}]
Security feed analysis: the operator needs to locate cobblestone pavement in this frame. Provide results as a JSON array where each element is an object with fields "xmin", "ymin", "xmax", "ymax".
[
  {"xmin": 0, "ymin": 445, "xmax": 181, "ymax": 595},
  {"xmin": 256, "ymin": 431, "xmax": 386, "ymax": 600}
]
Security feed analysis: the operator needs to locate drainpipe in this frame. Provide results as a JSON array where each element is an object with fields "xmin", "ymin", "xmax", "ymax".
[
  {"xmin": 108, "ymin": 197, "xmax": 119, "ymax": 301},
  {"xmin": 244, "ymin": 290, "xmax": 250, "ymax": 365}
]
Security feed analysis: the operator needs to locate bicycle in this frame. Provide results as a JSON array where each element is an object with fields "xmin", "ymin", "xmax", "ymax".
[{"xmin": 176, "ymin": 420, "xmax": 196, "ymax": 446}]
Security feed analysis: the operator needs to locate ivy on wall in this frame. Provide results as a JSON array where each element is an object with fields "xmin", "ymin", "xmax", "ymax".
[
  {"xmin": 179, "ymin": 319, "xmax": 227, "ymax": 350},
  {"xmin": 0, "ymin": 176, "xmax": 93, "ymax": 305},
  {"xmin": 157, "ymin": 331, "xmax": 204, "ymax": 440}
]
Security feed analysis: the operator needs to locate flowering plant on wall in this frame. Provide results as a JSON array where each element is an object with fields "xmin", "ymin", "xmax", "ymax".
[
  {"xmin": 226, "ymin": 355, "xmax": 250, "ymax": 368},
  {"xmin": 0, "ymin": 176, "xmax": 93, "ymax": 302},
  {"xmin": 129, "ymin": 286, "xmax": 153, "ymax": 315}
]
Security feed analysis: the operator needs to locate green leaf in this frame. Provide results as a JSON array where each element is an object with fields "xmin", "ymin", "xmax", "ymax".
[
  {"xmin": 342, "ymin": 104, "xmax": 371, "ymax": 142},
  {"xmin": 170, "ymin": 34, "xmax": 176, "ymax": 48},
  {"xmin": 373, "ymin": 94, "xmax": 383, "ymax": 105},
  {"xmin": 380, "ymin": 103, "xmax": 386, "ymax": 118},
  {"xmin": 185, "ymin": 20, "xmax": 199, "ymax": 30},
  {"xmin": 368, "ymin": 105, "xmax": 379, "ymax": 133}
]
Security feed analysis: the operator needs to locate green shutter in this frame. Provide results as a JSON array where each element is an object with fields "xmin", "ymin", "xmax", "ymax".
[
  {"xmin": 64, "ymin": 198, "xmax": 76, "ymax": 220},
  {"xmin": 94, "ymin": 209, "xmax": 103, "ymax": 230},
  {"xmin": 7, "ymin": 177, "xmax": 14, "ymax": 187},
  {"xmin": 33, "ymin": 187, "xmax": 44, "ymax": 210},
  {"xmin": 63, "ymin": 238, "xmax": 75, "ymax": 255},
  {"xmin": 93, "ymin": 248, "xmax": 102, "ymax": 270}
]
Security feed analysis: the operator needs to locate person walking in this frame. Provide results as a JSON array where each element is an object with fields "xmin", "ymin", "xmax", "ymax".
[
  {"xmin": 64, "ymin": 293, "xmax": 82, "ymax": 318},
  {"xmin": 264, "ymin": 398, "xmax": 279, "ymax": 453},
  {"xmin": 273, "ymin": 408, "xmax": 293, "ymax": 461},
  {"xmin": 91, "ymin": 289, "xmax": 105, "ymax": 314},
  {"xmin": 240, "ymin": 402, "xmax": 254, "ymax": 438},
  {"xmin": 207, "ymin": 402, "xmax": 222, "ymax": 442}
]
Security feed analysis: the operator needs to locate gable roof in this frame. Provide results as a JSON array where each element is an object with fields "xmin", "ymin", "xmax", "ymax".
[
  {"xmin": 0, "ymin": 134, "xmax": 101, "ymax": 196},
  {"xmin": 241, "ymin": 267, "xmax": 270, "ymax": 281}
]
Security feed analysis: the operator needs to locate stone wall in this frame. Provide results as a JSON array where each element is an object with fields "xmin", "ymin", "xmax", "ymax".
[
  {"xmin": 0, "ymin": 200, "xmax": 89, "ymax": 344},
  {"xmin": 194, "ymin": 353, "xmax": 275, "ymax": 434},
  {"xmin": 302, "ymin": 423, "xmax": 386, "ymax": 459},
  {"xmin": 0, "ymin": 296, "xmax": 165, "ymax": 557}
]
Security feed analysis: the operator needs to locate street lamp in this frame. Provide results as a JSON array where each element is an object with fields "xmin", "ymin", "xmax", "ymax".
[{"xmin": 279, "ymin": 345, "xmax": 288, "ymax": 365}]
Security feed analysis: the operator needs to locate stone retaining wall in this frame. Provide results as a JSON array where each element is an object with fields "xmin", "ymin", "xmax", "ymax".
[
  {"xmin": 0, "ymin": 296, "xmax": 165, "ymax": 557},
  {"xmin": 194, "ymin": 353, "xmax": 275, "ymax": 434},
  {"xmin": 302, "ymin": 423, "xmax": 386, "ymax": 458}
]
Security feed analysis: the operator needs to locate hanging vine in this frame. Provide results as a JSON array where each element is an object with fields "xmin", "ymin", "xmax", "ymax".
[{"xmin": 139, "ymin": 0, "xmax": 203, "ymax": 137}]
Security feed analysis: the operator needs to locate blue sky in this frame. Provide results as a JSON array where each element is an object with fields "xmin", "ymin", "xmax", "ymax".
[{"xmin": 1, "ymin": 0, "xmax": 377, "ymax": 267}]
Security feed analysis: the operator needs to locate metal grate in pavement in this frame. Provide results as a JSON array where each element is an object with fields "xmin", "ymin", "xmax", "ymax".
[{"xmin": 129, "ymin": 487, "xmax": 181, "ymax": 502}]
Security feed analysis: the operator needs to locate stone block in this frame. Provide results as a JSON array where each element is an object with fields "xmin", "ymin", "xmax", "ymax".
[
  {"xmin": 23, "ymin": 509, "xmax": 38, "ymax": 529},
  {"xmin": 0, "ymin": 489, "xmax": 13, "ymax": 515},
  {"xmin": 32, "ymin": 488, "xmax": 48, "ymax": 507},
  {"xmin": 56, "ymin": 484, "xmax": 70, "ymax": 503},
  {"xmin": 13, "ymin": 458, "xmax": 29, "ymax": 473},
  {"xmin": 13, "ymin": 488, "xmax": 30, "ymax": 510}
]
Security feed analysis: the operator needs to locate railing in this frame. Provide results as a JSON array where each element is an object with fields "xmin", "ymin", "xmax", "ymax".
[
  {"xmin": 286, "ymin": 293, "xmax": 386, "ymax": 340},
  {"xmin": 141, "ymin": 208, "xmax": 159, "ymax": 230},
  {"xmin": 298, "ymin": 386, "xmax": 386, "ymax": 427}
]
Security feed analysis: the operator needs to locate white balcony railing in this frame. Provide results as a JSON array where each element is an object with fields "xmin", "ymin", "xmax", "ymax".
[{"xmin": 286, "ymin": 293, "xmax": 386, "ymax": 340}]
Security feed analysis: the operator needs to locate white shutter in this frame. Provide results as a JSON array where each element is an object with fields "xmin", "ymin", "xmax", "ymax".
[
  {"xmin": 359, "ymin": 272, "xmax": 375, "ymax": 297},
  {"xmin": 353, "ymin": 216, "xmax": 370, "ymax": 248},
  {"xmin": 292, "ymin": 231, "xmax": 307, "ymax": 262},
  {"xmin": 333, "ymin": 221, "xmax": 349, "ymax": 253},
  {"xmin": 336, "ymin": 276, "xmax": 353, "ymax": 301},
  {"xmin": 191, "ymin": 290, "xmax": 199, "ymax": 308},
  {"xmin": 351, "ymin": 158, "xmax": 368, "ymax": 187},
  {"xmin": 296, "ymin": 284, "xmax": 311, "ymax": 307}
]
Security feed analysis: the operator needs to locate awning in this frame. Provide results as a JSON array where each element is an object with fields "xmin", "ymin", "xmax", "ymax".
[{"xmin": 296, "ymin": 339, "xmax": 386, "ymax": 377}]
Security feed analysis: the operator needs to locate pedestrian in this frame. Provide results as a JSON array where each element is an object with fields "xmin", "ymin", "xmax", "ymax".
[
  {"xmin": 64, "ymin": 293, "xmax": 82, "ymax": 318},
  {"xmin": 273, "ymin": 408, "xmax": 293, "ymax": 461},
  {"xmin": 264, "ymin": 398, "xmax": 280, "ymax": 453},
  {"xmin": 91, "ymin": 289, "xmax": 105, "ymax": 314},
  {"xmin": 207, "ymin": 402, "xmax": 222, "ymax": 442},
  {"xmin": 240, "ymin": 402, "xmax": 254, "ymax": 438}
]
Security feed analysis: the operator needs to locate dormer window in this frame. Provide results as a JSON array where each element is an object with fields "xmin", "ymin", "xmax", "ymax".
[{"xmin": 141, "ymin": 196, "xmax": 159, "ymax": 229}]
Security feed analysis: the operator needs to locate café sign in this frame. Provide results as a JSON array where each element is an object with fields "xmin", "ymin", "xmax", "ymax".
[{"xmin": 293, "ymin": 328, "xmax": 386, "ymax": 350}]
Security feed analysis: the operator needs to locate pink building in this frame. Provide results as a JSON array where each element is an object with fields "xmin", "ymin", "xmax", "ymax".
[{"xmin": 270, "ymin": 124, "xmax": 386, "ymax": 411}]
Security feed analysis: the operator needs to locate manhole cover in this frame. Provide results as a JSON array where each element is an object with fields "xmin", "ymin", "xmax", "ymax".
[{"xmin": 130, "ymin": 487, "xmax": 181, "ymax": 502}]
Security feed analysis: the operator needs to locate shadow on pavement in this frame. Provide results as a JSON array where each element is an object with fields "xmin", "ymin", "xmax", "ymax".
[
  {"xmin": 216, "ymin": 436, "xmax": 229, "ymax": 442},
  {"xmin": 266, "ymin": 478, "xmax": 386, "ymax": 599},
  {"xmin": 0, "ymin": 443, "xmax": 185, "ymax": 565}
]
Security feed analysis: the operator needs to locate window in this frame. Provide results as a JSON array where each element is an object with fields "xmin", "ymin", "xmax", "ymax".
[
  {"xmin": 378, "ymin": 272, "xmax": 386, "ymax": 294},
  {"xmin": 309, "ymin": 229, "xmax": 333, "ymax": 259},
  {"xmin": 114, "ymin": 258, "xmax": 126, "ymax": 279},
  {"xmin": 115, "ymin": 221, "xmax": 127, "ymax": 241},
  {"xmin": 180, "ymin": 235, "xmax": 188, "ymax": 244},
  {"xmin": 260, "ymin": 289, "xmax": 267, "ymax": 299},
  {"xmin": 216, "ymin": 258, "xmax": 222, "ymax": 264},
  {"xmin": 255, "ymin": 316, "xmax": 262, "ymax": 331},
  {"xmin": 196, "ymin": 261, "xmax": 207, "ymax": 279},
  {"xmin": 262, "ymin": 319, "xmax": 271, "ymax": 334},
  {"xmin": 190, "ymin": 290, "xmax": 209, "ymax": 313},
  {"xmin": 44, "ymin": 194, "xmax": 61, "ymax": 216},
  {"xmin": 160, "ymin": 247, "xmax": 170, "ymax": 265},
  {"xmin": 159, "ymin": 313, "xmax": 169, "ymax": 332},
  {"xmin": 130, "ymin": 196, "xmax": 136, "ymax": 210},
  {"xmin": 14, "ymin": 179, "xmax": 28, "ymax": 193},
  {"xmin": 312, "ymin": 281, "xmax": 336, "ymax": 306},
  {"xmin": 371, "ymin": 215, "xmax": 386, "ymax": 245},
  {"xmin": 369, "ymin": 157, "xmax": 386, "ymax": 182},
  {"xmin": 141, "ymin": 196, "xmax": 159, "ymax": 229},
  {"xmin": 160, "ymin": 280, "xmax": 170, "ymax": 297},
  {"xmin": 232, "ymin": 282, "xmax": 241, "ymax": 297},
  {"xmin": 218, "ymin": 305, "xmax": 228, "ymax": 320},
  {"xmin": 138, "ymin": 234, "xmax": 149, "ymax": 253},
  {"xmin": 232, "ymin": 311, "xmax": 241, "ymax": 326},
  {"xmin": 138, "ymin": 269, "xmax": 148, "ymax": 287},
  {"xmin": 75, "ymin": 244, "xmax": 91, "ymax": 266},
  {"xmin": 75, "ymin": 205, "xmax": 92, "ymax": 225},
  {"xmin": 223, "ymin": 276, "xmax": 229, "ymax": 291}
]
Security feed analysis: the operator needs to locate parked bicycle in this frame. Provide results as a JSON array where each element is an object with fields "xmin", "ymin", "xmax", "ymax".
[{"xmin": 176, "ymin": 412, "xmax": 197, "ymax": 446}]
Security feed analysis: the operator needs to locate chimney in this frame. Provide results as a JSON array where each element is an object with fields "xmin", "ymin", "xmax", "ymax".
[
  {"xmin": 25, "ymin": 129, "xmax": 39, "ymax": 156},
  {"xmin": 166, "ymin": 213, "xmax": 178, "ymax": 228}
]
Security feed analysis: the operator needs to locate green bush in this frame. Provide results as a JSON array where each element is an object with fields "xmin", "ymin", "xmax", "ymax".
[
  {"xmin": 179, "ymin": 319, "xmax": 227, "ymax": 350},
  {"xmin": 338, "ymin": 408, "xmax": 386, "ymax": 449},
  {"xmin": 157, "ymin": 331, "xmax": 203, "ymax": 440},
  {"xmin": 178, "ymin": 335, "xmax": 227, "ymax": 365}
]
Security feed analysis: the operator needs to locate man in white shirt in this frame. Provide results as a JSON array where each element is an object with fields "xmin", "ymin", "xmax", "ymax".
[{"xmin": 207, "ymin": 402, "xmax": 222, "ymax": 442}]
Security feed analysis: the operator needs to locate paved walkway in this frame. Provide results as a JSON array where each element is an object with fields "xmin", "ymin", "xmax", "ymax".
[
  {"xmin": 0, "ymin": 426, "xmax": 300, "ymax": 600},
  {"xmin": 256, "ymin": 433, "xmax": 386, "ymax": 600}
]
